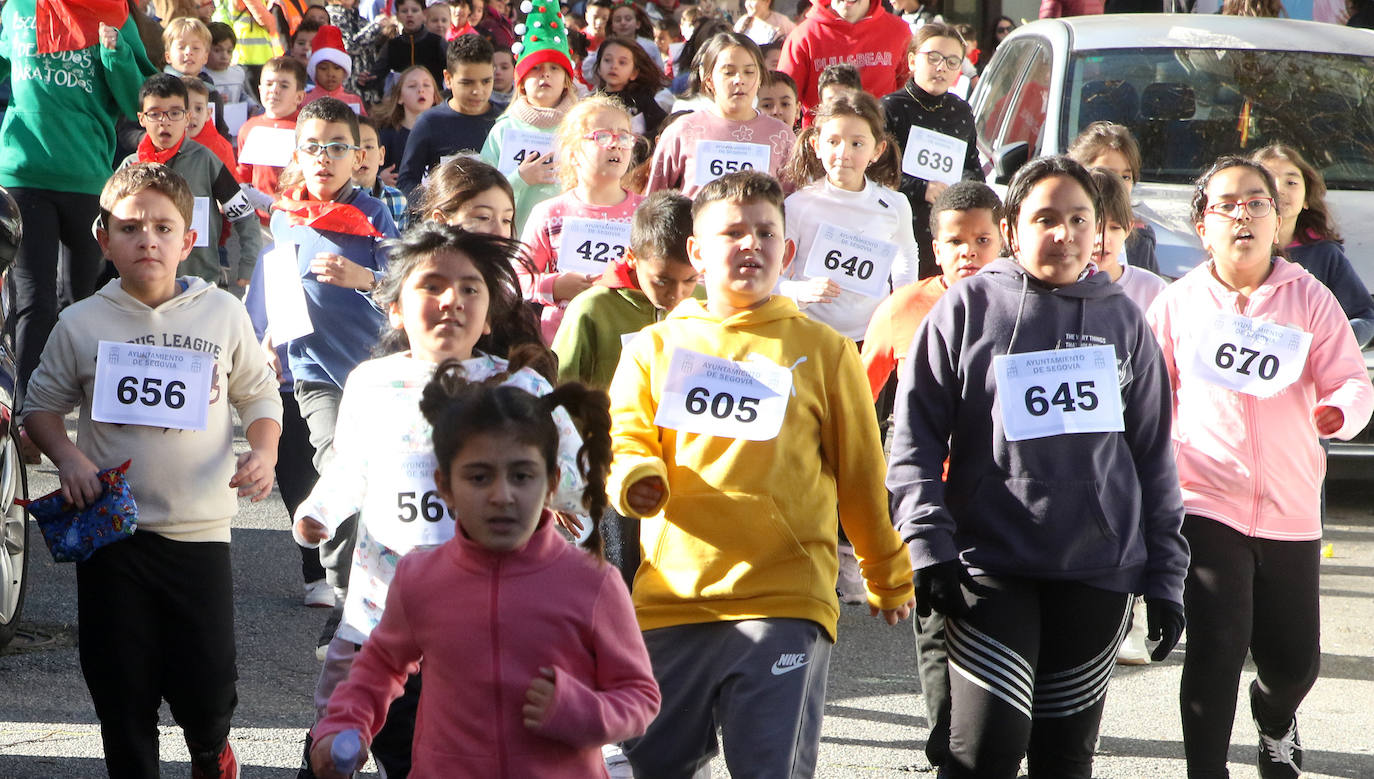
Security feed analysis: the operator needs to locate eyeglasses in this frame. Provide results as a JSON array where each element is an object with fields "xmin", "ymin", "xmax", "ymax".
[
  {"xmin": 1204, "ymin": 196, "xmax": 1275, "ymax": 220},
  {"xmin": 919, "ymin": 50, "xmax": 963, "ymax": 71},
  {"xmin": 140, "ymin": 109, "xmax": 187, "ymax": 123},
  {"xmin": 583, "ymin": 130, "xmax": 638, "ymax": 150},
  {"xmin": 996, "ymin": 24, "xmax": 1014, "ymax": 33},
  {"xmin": 296, "ymin": 142, "xmax": 361, "ymax": 160}
]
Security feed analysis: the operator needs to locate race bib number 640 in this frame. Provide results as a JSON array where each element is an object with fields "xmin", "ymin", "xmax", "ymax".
[
  {"xmin": 92, "ymin": 341, "xmax": 214, "ymax": 430},
  {"xmin": 653, "ymin": 348, "xmax": 794, "ymax": 441},
  {"xmin": 993, "ymin": 345, "xmax": 1124, "ymax": 441}
]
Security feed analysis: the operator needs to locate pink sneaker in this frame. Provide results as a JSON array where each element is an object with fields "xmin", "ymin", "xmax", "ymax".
[{"xmin": 190, "ymin": 741, "xmax": 239, "ymax": 779}]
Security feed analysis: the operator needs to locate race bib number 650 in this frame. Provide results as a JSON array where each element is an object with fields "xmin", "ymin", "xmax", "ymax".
[
  {"xmin": 92, "ymin": 341, "xmax": 214, "ymax": 430},
  {"xmin": 993, "ymin": 345, "xmax": 1124, "ymax": 441},
  {"xmin": 653, "ymin": 348, "xmax": 794, "ymax": 441}
]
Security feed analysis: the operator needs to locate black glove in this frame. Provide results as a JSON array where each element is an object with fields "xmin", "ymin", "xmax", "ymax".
[
  {"xmin": 1145, "ymin": 598, "xmax": 1185, "ymax": 662},
  {"xmin": 914, "ymin": 560, "xmax": 969, "ymax": 619}
]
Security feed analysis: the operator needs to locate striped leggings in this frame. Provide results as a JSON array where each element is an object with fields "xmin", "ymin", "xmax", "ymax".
[{"xmin": 941, "ymin": 576, "xmax": 1132, "ymax": 779}]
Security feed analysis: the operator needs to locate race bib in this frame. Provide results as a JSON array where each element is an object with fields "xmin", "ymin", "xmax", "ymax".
[
  {"xmin": 364, "ymin": 451, "xmax": 454, "ymax": 550},
  {"xmin": 497, "ymin": 127, "xmax": 554, "ymax": 176},
  {"xmin": 800, "ymin": 223, "xmax": 898, "ymax": 298},
  {"xmin": 1189, "ymin": 312, "xmax": 1312, "ymax": 397},
  {"xmin": 192, "ymin": 197, "xmax": 211, "ymax": 248},
  {"xmin": 238, "ymin": 125, "xmax": 295, "ymax": 167},
  {"xmin": 653, "ymin": 348, "xmax": 794, "ymax": 441},
  {"xmin": 901, "ymin": 126, "xmax": 966, "ymax": 186},
  {"xmin": 92, "ymin": 341, "xmax": 215, "ymax": 431},
  {"xmin": 695, "ymin": 140, "xmax": 771, "ymax": 187},
  {"xmin": 558, "ymin": 218, "xmax": 631, "ymax": 275},
  {"xmin": 993, "ymin": 345, "xmax": 1124, "ymax": 441}
]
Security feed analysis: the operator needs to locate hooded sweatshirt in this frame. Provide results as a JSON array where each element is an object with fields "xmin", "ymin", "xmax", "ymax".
[
  {"xmin": 778, "ymin": 0, "xmax": 912, "ymax": 122},
  {"xmin": 22, "ymin": 278, "xmax": 283, "ymax": 542},
  {"xmin": 1147, "ymin": 257, "xmax": 1374, "ymax": 542},
  {"xmin": 314, "ymin": 514, "xmax": 661, "ymax": 779},
  {"xmin": 888, "ymin": 259, "xmax": 1189, "ymax": 605},
  {"xmin": 607, "ymin": 296, "xmax": 915, "ymax": 640},
  {"xmin": 0, "ymin": 0, "xmax": 158, "ymax": 195}
]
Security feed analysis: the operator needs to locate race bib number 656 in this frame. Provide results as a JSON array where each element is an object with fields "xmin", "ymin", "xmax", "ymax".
[
  {"xmin": 92, "ymin": 341, "xmax": 214, "ymax": 430},
  {"xmin": 993, "ymin": 345, "xmax": 1124, "ymax": 441},
  {"xmin": 653, "ymin": 348, "xmax": 794, "ymax": 441}
]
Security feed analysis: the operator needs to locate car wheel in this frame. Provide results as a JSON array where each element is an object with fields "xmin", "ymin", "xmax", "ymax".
[{"xmin": 0, "ymin": 436, "xmax": 29, "ymax": 650}]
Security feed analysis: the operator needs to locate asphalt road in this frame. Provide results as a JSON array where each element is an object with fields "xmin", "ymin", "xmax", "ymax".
[{"xmin": 2, "ymin": 448, "xmax": 1373, "ymax": 778}]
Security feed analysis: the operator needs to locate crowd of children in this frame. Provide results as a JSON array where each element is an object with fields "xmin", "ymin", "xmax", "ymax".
[{"xmin": 4, "ymin": 1, "xmax": 1372, "ymax": 778}]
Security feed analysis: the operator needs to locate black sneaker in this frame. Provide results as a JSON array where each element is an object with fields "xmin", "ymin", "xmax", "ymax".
[{"xmin": 1252, "ymin": 683, "xmax": 1303, "ymax": 778}]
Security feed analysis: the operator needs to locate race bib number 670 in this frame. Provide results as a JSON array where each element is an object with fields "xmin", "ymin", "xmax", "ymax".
[
  {"xmin": 92, "ymin": 341, "xmax": 214, "ymax": 430},
  {"xmin": 653, "ymin": 348, "xmax": 794, "ymax": 441},
  {"xmin": 1189, "ymin": 312, "xmax": 1312, "ymax": 397},
  {"xmin": 993, "ymin": 345, "xmax": 1124, "ymax": 441}
]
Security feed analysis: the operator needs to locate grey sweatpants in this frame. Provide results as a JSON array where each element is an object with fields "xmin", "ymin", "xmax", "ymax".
[
  {"xmin": 626, "ymin": 618, "xmax": 833, "ymax": 779},
  {"xmin": 295, "ymin": 380, "xmax": 354, "ymax": 588}
]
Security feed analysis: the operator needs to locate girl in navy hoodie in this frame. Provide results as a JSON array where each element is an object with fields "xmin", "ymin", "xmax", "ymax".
[{"xmin": 887, "ymin": 155, "xmax": 1189, "ymax": 779}]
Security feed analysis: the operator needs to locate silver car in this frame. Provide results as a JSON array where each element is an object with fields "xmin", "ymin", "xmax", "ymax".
[{"xmin": 968, "ymin": 13, "xmax": 1374, "ymax": 474}]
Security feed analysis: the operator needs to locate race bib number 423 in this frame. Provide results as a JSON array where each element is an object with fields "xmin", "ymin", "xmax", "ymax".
[
  {"xmin": 558, "ymin": 218, "xmax": 631, "ymax": 275},
  {"xmin": 1189, "ymin": 312, "xmax": 1312, "ymax": 397},
  {"xmin": 993, "ymin": 345, "xmax": 1124, "ymax": 441},
  {"xmin": 653, "ymin": 348, "xmax": 794, "ymax": 441},
  {"xmin": 92, "ymin": 341, "xmax": 214, "ymax": 430}
]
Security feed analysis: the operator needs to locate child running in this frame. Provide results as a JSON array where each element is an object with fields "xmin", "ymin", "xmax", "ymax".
[
  {"xmin": 415, "ymin": 155, "xmax": 518, "ymax": 237},
  {"xmin": 520, "ymin": 94, "xmax": 644, "ymax": 343},
  {"xmin": 778, "ymin": 90, "xmax": 921, "ymax": 342},
  {"xmin": 610, "ymin": 171, "xmax": 915, "ymax": 776},
  {"xmin": 888, "ymin": 156, "xmax": 1190, "ymax": 778},
  {"xmin": 592, "ymin": 34, "xmax": 667, "ymax": 138},
  {"xmin": 294, "ymin": 224, "xmax": 591, "ymax": 775},
  {"xmin": 1147, "ymin": 156, "xmax": 1373, "ymax": 779},
  {"xmin": 480, "ymin": 1, "xmax": 580, "ymax": 233},
  {"xmin": 644, "ymin": 33, "xmax": 795, "ymax": 196},
  {"xmin": 375, "ymin": 66, "xmax": 440, "ymax": 186},
  {"xmin": 307, "ymin": 371, "xmax": 659, "ymax": 778}
]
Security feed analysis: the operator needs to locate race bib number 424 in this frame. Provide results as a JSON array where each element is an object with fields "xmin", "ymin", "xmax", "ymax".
[
  {"xmin": 993, "ymin": 345, "xmax": 1124, "ymax": 441},
  {"xmin": 92, "ymin": 341, "xmax": 214, "ymax": 430},
  {"xmin": 653, "ymin": 348, "xmax": 794, "ymax": 441}
]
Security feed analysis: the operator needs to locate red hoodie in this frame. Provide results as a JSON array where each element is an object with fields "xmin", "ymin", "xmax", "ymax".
[{"xmin": 779, "ymin": 0, "xmax": 912, "ymax": 123}]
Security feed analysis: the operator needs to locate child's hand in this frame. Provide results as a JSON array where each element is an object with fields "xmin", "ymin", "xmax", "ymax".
[
  {"xmin": 308, "ymin": 732, "xmax": 350, "ymax": 779},
  {"xmin": 55, "ymin": 449, "xmax": 103, "ymax": 510},
  {"xmin": 99, "ymin": 22, "xmax": 119, "ymax": 50},
  {"xmin": 517, "ymin": 150, "xmax": 557, "ymax": 186},
  {"xmin": 794, "ymin": 277, "xmax": 842, "ymax": 305},
  {"xmin": 522, "ymin": 666, "xmax": 557, "ymax": 729},
  {"xmin": 296, "ymin": 516, "xmax": 330, "ymax": 544},
  {"xmin": 551, "ymin": 272, "xmax": 596, "ymax": 303},
  {"xmin": 379, "ymin": 164, "xmax": 399, "ymax": 188},
  {"xmin": 230, "ymin": 448, "xmax": 277, "ymax": 501},
  {"xmin": 1315, "ymin": 404, "xmax": 1344, "ymax": 436},
  {"xmin": 626, "ymin": 476, "xmax": 666, "ymax": 515},
  {"xmin": 924, "ymin": 180, "xmax": 949, "ymax": 204},
  {"xmin": 871, "ymin": 596, "xmax": 916, "ymax": 626},
  {"xmin": 553, "ymin": 510, "xmax": 584, "ymax": 536},
  {"xmin": 378, "ymin": 15, "xmax": 401, "ymax": 37},
  {"xmin": 310, "ymin": 252, "xmax": 375, "ymax": 291},
  {"xmin": 261, "ymin": 336, "xmax": 283, "ymax": 383}
]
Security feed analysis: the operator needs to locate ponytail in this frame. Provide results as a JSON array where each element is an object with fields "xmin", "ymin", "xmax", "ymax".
[{"xmin": 781, "ymin": 91, "xmax": 904, "ymax": 190}]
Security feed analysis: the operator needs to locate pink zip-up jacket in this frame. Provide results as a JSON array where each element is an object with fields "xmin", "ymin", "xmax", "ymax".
[
  {"xmin": 1147, "ymin": 258, "xmax": 1373, "ymax": 541},
  {"xmin": 314, "ymin": 513, "xmax": 660, "ymax": 777}
]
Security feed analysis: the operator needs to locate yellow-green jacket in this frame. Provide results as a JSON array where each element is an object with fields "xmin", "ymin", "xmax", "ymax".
[{"xmin": 607, "ymin": 296, "xmax": 914, "ymax": 640}]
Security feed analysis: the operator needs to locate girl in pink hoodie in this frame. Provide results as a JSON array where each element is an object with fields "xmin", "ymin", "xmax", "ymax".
[
  {"xmin": 308, "ymin": 370, "xmax": 660, "ymax": 778},
  {"xmin": 1147, "ymin": 156, "xmax": 1373, "ymax": 779}
]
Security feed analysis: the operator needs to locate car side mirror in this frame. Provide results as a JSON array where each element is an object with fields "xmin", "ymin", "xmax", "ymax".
[{"xmin": 993, "ymin": 142, "xmax": 1030, "ymax": 185}]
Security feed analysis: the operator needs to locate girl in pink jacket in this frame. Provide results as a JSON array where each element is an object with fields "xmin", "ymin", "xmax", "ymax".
[
  {"xmin": 309, "ymin": 369, "xmax": 660, "ymax": 778},
  {"xmin": 1147, "ymin": 156, "xmax": 1373, "ymax": 779}
]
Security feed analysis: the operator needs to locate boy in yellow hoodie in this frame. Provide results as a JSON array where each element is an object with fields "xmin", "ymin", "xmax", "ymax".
[{"xmin": 607, "ymin": 171, "xmax": 915, "ymax": 777}]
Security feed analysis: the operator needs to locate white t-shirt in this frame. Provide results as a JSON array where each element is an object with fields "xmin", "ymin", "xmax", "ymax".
[{"xmin": 1117, "ymin": 264, "xmax": 1169, "ymax": 313}]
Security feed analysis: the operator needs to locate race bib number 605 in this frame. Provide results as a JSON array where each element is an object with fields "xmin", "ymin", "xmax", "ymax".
[
  {"xmin": 92, "ymin": 341, "xmax": 214, "ymax": 430},
  {"xmin": 993, "ymin": 345, "xmax": 1124, "ymax": 441},
  {"xmin": 653, "ymin": 348, "xmax": 794, "ymax": 441}
]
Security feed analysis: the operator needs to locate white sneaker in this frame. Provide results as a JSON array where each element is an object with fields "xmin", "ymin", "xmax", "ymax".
[
  {"xmin": 1116, "ymin": 597, "xmax": 1150, "ymax": 666},
  {"xmin": 602, "ymin": 744, "xmax": 633, "ymax": 778},
  {"xmin": 303, "ymin": 580, "xmax": 336, "ymax": 609},
  {"xmin": 836, "ymin": 543, "xmax": 866, "ymax": 604}
]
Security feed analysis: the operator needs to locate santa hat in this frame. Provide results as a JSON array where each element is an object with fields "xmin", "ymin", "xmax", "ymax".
[
  {"xmin": 308, "ymin": 25, "xmax": 351, "ymax": 81},
  {"xmin": 512, "ymin": 1, "xmax": 575, "ymax": 83}
]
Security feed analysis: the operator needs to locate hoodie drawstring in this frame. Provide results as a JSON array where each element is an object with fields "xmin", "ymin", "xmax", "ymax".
[{"xmin": 1007, "ymin": 271, "xmax": 1030, "ymax": 354}]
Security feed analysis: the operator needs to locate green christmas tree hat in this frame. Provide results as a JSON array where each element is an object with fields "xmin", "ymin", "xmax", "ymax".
[{"xmin": 512, "ymin": 1, "xmax": 575, "ymax": 81}]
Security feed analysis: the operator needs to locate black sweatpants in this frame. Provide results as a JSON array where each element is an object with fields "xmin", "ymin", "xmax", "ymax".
[
  {"xmin": 913, "ymin": 610, "xmax": 950, "ymax": 768},
  {"xmin": 76, "ymin": 532, "xmax": 238, "ymax": 778},
  {"xmin": 6, "ymin": 187, "xmax": 103, "ymax": 408},
  {"xmin": 1180, "ymin": 516, "xmax": 1321, "ymax": 779},
  {"xmin": 277, "ymin": 390, "xmax": 324, "ymax": 583},
  {"xmin": 942, "ymin": 576, "xmax": 1131, "ymax": 779}
]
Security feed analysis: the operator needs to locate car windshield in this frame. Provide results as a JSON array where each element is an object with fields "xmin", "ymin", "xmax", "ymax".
[{"xmin": 1063, "ymin": 47, "xmax": 1374, "ymax": 189}]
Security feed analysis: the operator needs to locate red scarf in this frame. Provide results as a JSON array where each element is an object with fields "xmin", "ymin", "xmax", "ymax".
[
  {"xmin": 137, "ymin": 133, "xmax": 185, "ymax": 165},
  {"xmin": 36, "ymin": 0, "xmax": 128, "ymax": 55},
  {"xmin": 274, "ymin": 185, "xmax": 383, "ymax": 238}
]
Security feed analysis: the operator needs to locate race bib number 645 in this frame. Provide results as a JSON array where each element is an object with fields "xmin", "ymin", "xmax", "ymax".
[{"xmin": 993, "ymin": 345, "xmax": 1124, "ymax": 441}]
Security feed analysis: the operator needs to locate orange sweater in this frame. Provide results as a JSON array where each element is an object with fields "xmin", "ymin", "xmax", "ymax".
[{"xmin": 861, "ymin": 276, "xmax": 947, "ymax": 401}]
